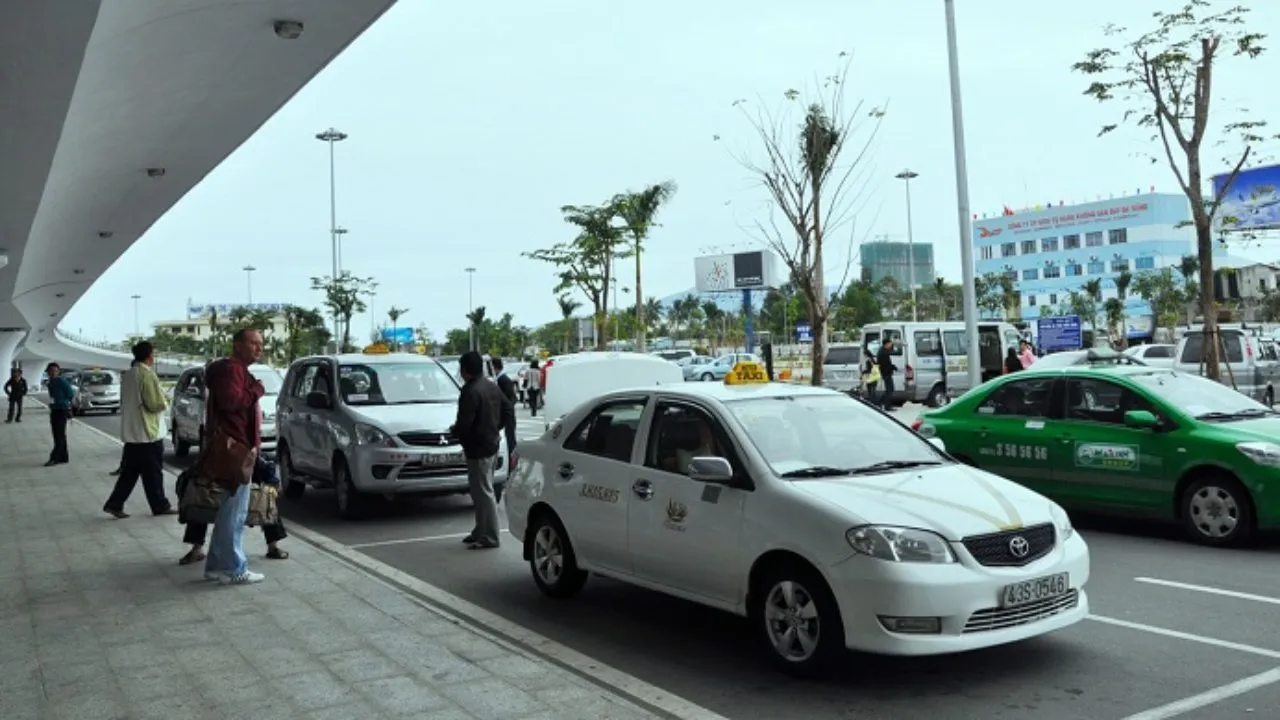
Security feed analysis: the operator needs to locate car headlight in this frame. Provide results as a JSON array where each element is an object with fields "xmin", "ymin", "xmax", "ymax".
[
  {"xmin": 846, "ymin": 525, "xmax": 956, "ymax": 563},
  {"xmin": 1050, "ymin": 503, "xmax": 1074, "ymax": 541},
  {"xmin": 1237, "ymin": 441, "xmax": 1280, "ymax": 467},
  {"xmin": 353, "ymin": 423, "xmax": 392, "ymax": 446}
]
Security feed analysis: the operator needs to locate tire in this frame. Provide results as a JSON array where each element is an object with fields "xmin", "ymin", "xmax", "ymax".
[
  {"xmin": 1267, "ymin": 386, "xmax": 1274, "ymax": 408},
  {"xmin": 334, "ymin": 459, "xmax": 366, "ymax": 519},
  {"xmin": 172, "ymin": 423, "xmax": 191, "ymax": 457},
  {"xmin": 926, "ymin": 384, "xmax": 949, "ymax": 408},
  {"xmin": 1180, "ymin": 473, "xmax": 1255, "ymax": 547},
  {"xmin": 752, "ymin": 562, "xmax": 846, "ymax": 676},
  {"xmin": 278, "ymin": 444, "xmax": 305, "ymax": 500},
  {"xmin": 701, "ymin": 372, "xmax": 714, "ymax": 382},
  {"xmin": 527, "ymin": 511, "xmax": 588, "ymax": 599}
]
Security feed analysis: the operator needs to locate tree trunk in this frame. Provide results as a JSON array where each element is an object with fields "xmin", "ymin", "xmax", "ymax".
[
  {"xmin": 1195, "ymin": 219, "xmax": 1220, "ymax": 380},
  {"xmin": 810, "ymin": 311, "xmax": 827, "ymax": 386},
  {"xmin": 635, "ymin": 245, "xmax": 646, "ymax": 352}
]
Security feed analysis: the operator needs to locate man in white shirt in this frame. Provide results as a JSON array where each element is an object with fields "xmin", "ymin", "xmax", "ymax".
[{"xmin": 103, "ymin": 341, "xmax": 176, "ymax": 519}]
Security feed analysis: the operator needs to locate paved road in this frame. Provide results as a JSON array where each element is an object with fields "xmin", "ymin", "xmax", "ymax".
[{"xmin": 78, "ymin": 403, "xmax": 1280, "ymax": 719}]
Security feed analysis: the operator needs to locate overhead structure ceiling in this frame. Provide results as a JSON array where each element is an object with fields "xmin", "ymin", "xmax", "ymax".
[{"xmin": 0, "ymin": 0, "xmax": 395, "ymax": 346}]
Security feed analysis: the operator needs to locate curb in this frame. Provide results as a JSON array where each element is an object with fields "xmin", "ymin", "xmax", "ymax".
[{"xmin": 65, "ymin": 405, "xmax": 729, "ymax": 720}]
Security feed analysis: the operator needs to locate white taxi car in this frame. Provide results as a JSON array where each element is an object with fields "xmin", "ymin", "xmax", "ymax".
[{"xmin": 504, "ymin": 362, "xmax": 1090, "ymax": 674}]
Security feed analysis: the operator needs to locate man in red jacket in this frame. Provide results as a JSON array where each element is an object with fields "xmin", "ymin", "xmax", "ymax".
[{"xmin": 202, "ymin": 328, "xmax": 266, "ymax": 585}]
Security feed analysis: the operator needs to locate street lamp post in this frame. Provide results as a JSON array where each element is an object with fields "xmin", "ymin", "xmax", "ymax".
[
  {"xmin": 243, "ymin": 265, "xmax": 256, "ymax": 305},
  {"xmin": 333, "ymin": 227, "xmax": 348, "ymax": 275},
  {"xmin": 368, "ymin": 281, "xmax": 379, "ymax": 338},
  {"xmin": 130, "ymin": 294, "xmax": 142, "ymax": 338},
  {"xmin": 945, "ymin": 0, "xmax": 982, "ymax": 390},
  {"xmin": 316, "ymin": 126, "xmax": 348, "ymax": 349},
  {"xmin": 895, "ymin": 169, "xmax": 920, "ymax": 322},
  {"xmin": 464, "ymin": 267, "xmax": 477, "ymax": 350}
]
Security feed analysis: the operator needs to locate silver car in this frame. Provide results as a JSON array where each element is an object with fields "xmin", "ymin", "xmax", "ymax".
[
  {"xmin": 170, "ymin": 363, "xmax": 285, "ymax": 457},
  {"xmin": 275, "ymin": 353, "xmax": 507, "ymax": 519},
  {"xmin": 71, "ymin": 370, "xmax": 121, "ymax": 416}
]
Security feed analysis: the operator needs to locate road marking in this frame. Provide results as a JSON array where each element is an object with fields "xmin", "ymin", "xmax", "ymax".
[
  {"xmin": 1135, "ymin": 576, "xmax": 1280, "ymax": 606},
  {"xmin": 1121, "ymin": 666, "xmax": 1280, "ymax": 720},
  {"xmin": 1087, "ymin": 614, "xmax": 1280, "ymax": 659},
  {"xmin": 70, "ymin": 414, "xmax": 729, "ymax": 720},
  {"xmin": 348, "ymin": 529, "xmax": 512, "ymax": 549}
]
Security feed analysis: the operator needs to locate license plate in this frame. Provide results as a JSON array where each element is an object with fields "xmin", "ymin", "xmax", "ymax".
[
  {"xmin": 833, "ymin": 371, "xmax": 851, "ymax": 379},
  {"xmin": 423, "ymin": 452, "xmax": 464, "ymax": 466},
  {"xmin": 1000, "ymin": 572, "xmax": 1069, "ymax": 608}
]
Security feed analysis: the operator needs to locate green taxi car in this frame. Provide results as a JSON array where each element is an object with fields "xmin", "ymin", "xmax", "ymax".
[{"xmin": 912, "ymin": 353, "xmax": 1280, "ymax": 546}]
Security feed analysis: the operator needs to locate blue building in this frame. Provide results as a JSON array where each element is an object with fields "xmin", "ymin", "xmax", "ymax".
[{"xmin": 973, "ymin": 193, "xmax": 1208, "ymax": 336}]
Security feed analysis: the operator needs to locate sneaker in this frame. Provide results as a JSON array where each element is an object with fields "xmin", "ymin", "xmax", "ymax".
[
  {"xmin": 221, "ymin": 571, "xmax": 264, "ymax": 585},
  {"xmin": 203, "ymin": 571, "xmax": 224, "ymax": 582}
]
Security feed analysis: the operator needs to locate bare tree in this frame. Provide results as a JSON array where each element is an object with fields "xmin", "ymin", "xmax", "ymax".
[
  {"xmin": 1072, "ymin": 1, "xmax": 1273, "ymax": 380},
  {"xmin": 724, "ymin": 52, "xmax": 886, "ymax": 385}
]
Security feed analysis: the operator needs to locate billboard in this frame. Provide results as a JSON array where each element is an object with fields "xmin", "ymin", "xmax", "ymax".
[
  {"xmin": 380, "ymin": 327, "xmax": 414, "ymax": 345},
  {"xmin": 188, "ymin": 302, "xmax": 286, "ymax": 317},
  {"xmin": 1037, "ymin": 315, "xmax": 1081, "ymax": 353},
  {"xmin": 694, "ymin": 250, "xmax": 780, "ymax": 293},
  {"xmin": 1213, "ymin": 163, "xmax": 1280, "ymax": 232}
]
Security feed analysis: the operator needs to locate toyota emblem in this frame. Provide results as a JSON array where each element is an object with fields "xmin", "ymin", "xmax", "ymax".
[{"xmin": 1008, "ymin": 535, "xmax": 1030, "ymax": 558}]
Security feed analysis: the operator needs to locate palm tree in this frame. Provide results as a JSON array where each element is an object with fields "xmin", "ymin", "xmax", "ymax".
[
  {"xmin": 1082, "ymin": 278, "xmax": 1103, "ymax": 339},
  {"xmin": 644, "ymin": 297, "xmax": 665, "ymax": 334},
  {"xmin": 1113, "ymin": 270, "xmax": 1133, "ymax": 348},
  {"xmin": 386, "ymin": 306, "xmax": 408, "ymax": 350},
  {"xmin": 557, "ymin": 294, "xmax": 581, "ymax": 351},
  {"xmin": 612, "ymin": 182, "xmax": 677, "ymax": 353},
  {"xmin": 413, "ymin": 324, "xmax": 431, "ymax": 354},
  {"xmin": 998, "ymin": 273, "xmax": 1019, "ymax": 320},
  {"xmin": 933, "ymin": 277, "xmax": 948, "ymax": 320},
  {"xmin": 466, "ymin": 306, "xmax": 487, "ymax": 351},
  {"xmin": 1104, "ymin": 298, "xmax": 1125, "ymax": 344},
  {"xmin": 1178, "ymin": 254, "xmax": 1200, "ymax": 325}
]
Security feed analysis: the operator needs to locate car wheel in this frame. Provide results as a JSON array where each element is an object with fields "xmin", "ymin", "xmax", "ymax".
[
  {"xmin": 926, "ymin": 384, "xmax": 949, "ymax": 408},
  {"xmin": 1267, "ymin": 386, "xmax": 1275, "ymax": 408},
  {"xmin": 701, "ymin": 372, "xmax": 714, "ymax": 382},
  {"xmin": 1180, "ymin": 474, "xmax": 1255, "ymax": 547},
  {"xmin": 528, "ymin": 511, "xmax": 588, "ymax": 599},
  {"xmin": 278, "ymin": 444, "xmax": 305, "ymax": 500},
  {"xmin": 753, "ymin": 563, "xmax": 845, "ymax": 676},
  {"xmin": 334, "ymin": 459, "xmax": 366, "ymax": 520}
]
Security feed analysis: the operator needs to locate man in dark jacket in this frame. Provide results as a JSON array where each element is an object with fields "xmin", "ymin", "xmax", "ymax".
[
  {"xmin": 876, "ymin": 338, "xmax": 896, "ymax": 410},
  {"xmin": 490, "ymin": 358, "xmax": 518, "ymax": 451},
  {"xmin": 451, "ymin": 351, "xmax": 503, "ymax": 549},
  {"xmin": 5, "ymin": 367, "xmax": 27, "ymax": 423}
]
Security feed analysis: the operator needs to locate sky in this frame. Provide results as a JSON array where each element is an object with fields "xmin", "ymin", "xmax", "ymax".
[{"xmin": 64, "ymin": 0, "xmax": 1280, "ymax": 344}]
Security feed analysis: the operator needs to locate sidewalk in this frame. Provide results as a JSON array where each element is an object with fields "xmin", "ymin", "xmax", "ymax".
[{"xmin": 0, "ymin": 400, "xmax": 664, "ymax": 720}]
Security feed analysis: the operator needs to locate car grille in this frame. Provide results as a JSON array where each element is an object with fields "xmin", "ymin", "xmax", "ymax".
[
  {"xmin": 388, "ymin": 464, "xmax": 468, "ymax": 479},
  {"xmin": 962, "ymin": 590, "xmax": 1080, "ymax": 633},
  {"xmin": 961, "ymin": 523, "xmax": 1055, "ymax": 567},
  {"xmin": 398, "ymin": 431, "xmax": 458, "ymax": 447}
]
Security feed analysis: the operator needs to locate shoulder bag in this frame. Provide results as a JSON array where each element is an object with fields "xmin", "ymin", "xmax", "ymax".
[{"xmin": 199, "ymin": 425, "xmax": 258, "ymax": 491}]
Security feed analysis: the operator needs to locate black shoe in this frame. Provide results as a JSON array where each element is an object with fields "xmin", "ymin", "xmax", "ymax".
[
  {"xmin": 461, "ymin": 534, "xmax": 476, "ymax": 544},
  {"xmin": 467, "ymin": 539, "xmax": 500, "ymax": 550},
  {"xmin": 43, "ymin": 460, "xmax": 58, "ymax": 467},
  {"xmin": 104, "ymin": 508, "xmax": 129, "ymax": 519}
]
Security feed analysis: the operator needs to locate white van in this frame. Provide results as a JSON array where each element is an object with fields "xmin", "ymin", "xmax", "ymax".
[
  {"xmin": 862, "ymin": 321, "xmax": 1021, "ymax": 407},
  {"xmin": 1172, "ymin": 327, "xmax": 1280, "ymax": 405},
  {"xmin": 542, "ymin": 352, "xmax": 684, "ymax": 429}
]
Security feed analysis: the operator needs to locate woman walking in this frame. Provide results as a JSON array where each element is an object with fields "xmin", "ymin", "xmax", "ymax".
[
  {"xmin": 526, "ymin": 359, "xmax": 542, "ymax": 417},
  {"xmin": 44, "ymin": 363, "xmax": 74, "ymax": 466}
]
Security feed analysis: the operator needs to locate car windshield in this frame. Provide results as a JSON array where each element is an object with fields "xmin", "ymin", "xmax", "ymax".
[
  {"xmin": 1129, "ymin": 371, "xmax": 1272, "ymax": 419},
  {"xmin": 82, "ymin": 372, "xmax": 115, "ymax": 385},
  {"xmin": 250, "ymin": 367, "xmax": 284, "ymax": 394},
  {"xmin": 338, "ymin": 361, "xmax": 459, "ymax": 405},
  {"xmin": 725, "ymin": 394, "xmax": 946, "ymax": 477}
]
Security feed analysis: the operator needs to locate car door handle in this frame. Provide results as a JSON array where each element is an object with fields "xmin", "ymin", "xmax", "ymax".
[
  {"xmin": 558, "ymin": 462, "xmax": 574, "ymax": 479},
  {"xmin": 632, "ymin": 480, "xmax": 654, "ymax": 500}
]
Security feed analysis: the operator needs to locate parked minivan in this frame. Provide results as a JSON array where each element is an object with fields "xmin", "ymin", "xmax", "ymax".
[
  {"xmin": 275, "ymin": 353, "xmax": 507, "ymax": 519},
  {"xmin": 170, "ymin": 363, "xmax": 285, "ymax": 457},
  {"xmin": 862, "ymin": 321, "xmax": 1021, "ymax": 407},
  {"xmin": 1173, "ymin": 328, "xmax": 1280, "ymax": 405},
  {"xmin": 821, "ymin": 343, "xmax": 862, "ymax": 395}
]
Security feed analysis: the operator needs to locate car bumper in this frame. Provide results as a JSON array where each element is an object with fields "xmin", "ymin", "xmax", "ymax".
[
  {"xmin": 827, "ymin": 531, "xmax": 1090, "ymax": 655},
  {"xmin": 82, "ymin": 398, "xmax": 121, "ymax": 411},
  {"xmin": 348, "ymin": 444, "xmax": 507, "ymax": 495}
]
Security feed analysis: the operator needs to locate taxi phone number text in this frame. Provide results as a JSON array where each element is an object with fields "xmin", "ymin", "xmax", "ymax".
[{"xmin": 982, "ymin": 443, "xmax": 1048, "ymax": 461}]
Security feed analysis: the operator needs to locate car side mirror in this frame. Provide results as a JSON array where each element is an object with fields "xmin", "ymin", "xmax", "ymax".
[
  {"xmin": 688, "ymin": 456, "xmax": 734, "ymax": 484},
  {"xmin": 305, "ymin": 391, "xmax": 331, "ymax": 410},
  {"xmin": 928, "ymin": 437, "xmax": 947, "ymax": 453},
  {"xmin": 1123, "ymin": 410, "xmax": 1159, "ymax": 429}
]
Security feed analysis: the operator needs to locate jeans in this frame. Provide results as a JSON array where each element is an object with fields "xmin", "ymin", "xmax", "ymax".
[
  {"xmin": 48, "ymin": 408, "xmax": 69, "ymax": 463},
  {"xmin": 880, "ymin": 375, "xmax": 896, "ymax": 409},
  {"xmin": 104, "ymin": 441, "xmax": 170, "ymax": 514},
  {"xmin": 184, "ymin": 514, "xmax": 287, "ymax": 545},
  {"xmin": 205, "ymin": 483, "xmax": 251, "ymax": 577},
  {"xmin": 527, "ymin": 390, "xmax": 540, "ymax": 417},
  {"xmin": 6, "ymin": 397, "xmax": 21, "ymax": 421},
  {"xmin": 466, "ymin": 456, "xmax": 500, "ymax": 545}
]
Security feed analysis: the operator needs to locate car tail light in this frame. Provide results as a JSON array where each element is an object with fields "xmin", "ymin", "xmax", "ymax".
[
  {"xmin": 910, "ymin": 418, "xmax": 923, "ymax": 432},
  {"xmin": 510, "ymin": 451, "xmax": 520, "ymax": 472},
  {"xmin": 1246, "ymin": 340, "xmax": 1253, "ymax": 358},
  {"xmin": 905, "ymin": 364, "xmax": 915, "ymax": 382}
]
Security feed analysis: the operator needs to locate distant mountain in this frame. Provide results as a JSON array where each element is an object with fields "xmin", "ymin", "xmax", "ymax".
[{"xmin": 656, "ymin": 286, "xmax": 843, "ymax": 312}]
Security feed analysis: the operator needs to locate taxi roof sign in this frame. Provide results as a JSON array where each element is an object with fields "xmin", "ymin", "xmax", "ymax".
[
  {"xmin": 362, "ymin": 343, "xmax": 390, "ymax": 355},
  {"xmin": 724, "ymin": 360, "xmax": 769, "ymax": 385}
]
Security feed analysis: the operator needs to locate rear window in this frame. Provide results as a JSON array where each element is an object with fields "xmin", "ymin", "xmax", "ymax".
[
  {"xmin": 1179, "ymin": 332, "xmax": 1244, "ymax": 364},
  {"xmin": 824, "ymin": 346, "xmax": 861, "ymax": 366},
  {"xmin": 1143, "ymin": 345, "xmax": 1173, "ymax": 359}
]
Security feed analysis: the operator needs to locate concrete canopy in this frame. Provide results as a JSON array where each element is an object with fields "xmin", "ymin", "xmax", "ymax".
[{"xmin": 0, "ymin": 0, "xmax": 396, "ymax": 370}]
